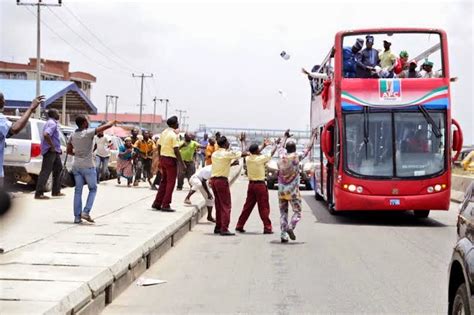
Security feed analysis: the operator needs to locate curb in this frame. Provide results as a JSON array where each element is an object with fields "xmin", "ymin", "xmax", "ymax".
[{"xmin": 56, "ymin": 165, "xmax": 243, "ymax": 315}]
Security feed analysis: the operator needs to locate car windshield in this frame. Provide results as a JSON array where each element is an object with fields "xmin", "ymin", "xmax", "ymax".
[
  {"xmin": 342, "ymin": 32, "xmax": 443, "ymax": 79},
  {"xmin": 344, "ymin": 110, "xmax": 446, "ymax": 178}
]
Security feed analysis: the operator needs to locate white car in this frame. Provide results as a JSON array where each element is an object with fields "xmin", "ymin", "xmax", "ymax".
[{"xmin": 3, "ymin": 116, "xmax": 72, "ymax": 191}]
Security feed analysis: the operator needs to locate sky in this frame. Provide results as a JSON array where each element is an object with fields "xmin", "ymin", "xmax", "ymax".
[{"xmin": 0, "ymin": 0, "xmax": 473, "ymax": 143}]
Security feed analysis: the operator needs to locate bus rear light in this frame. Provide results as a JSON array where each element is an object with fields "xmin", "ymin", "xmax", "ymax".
[
  {"xmin": 356, "ymin": 186, "xmax": 363, "ymax": 193},
  {"xmin": 427, "ymin": 186, "xmax": 434, "ymax": 193},
  {"xmin": 434, "ymin": 184, "xmax": 442, "ymax": 192}
]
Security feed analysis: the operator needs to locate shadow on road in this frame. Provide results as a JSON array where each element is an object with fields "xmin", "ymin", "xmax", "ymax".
[{"xmin": 302, "ymin": 195, "xmax": 448, "ymax": 228}]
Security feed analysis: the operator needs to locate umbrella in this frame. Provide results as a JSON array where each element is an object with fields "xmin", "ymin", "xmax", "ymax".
[{"xmin": 104, "ymin": 126, "xmax": 130, "ymax": 138}]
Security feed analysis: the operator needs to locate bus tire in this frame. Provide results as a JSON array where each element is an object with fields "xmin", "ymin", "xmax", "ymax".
[
  {"xmin": 328, "ymin": 203, "xmax": 339, "ymax": 215},
  {"xmin": 414, "ymin": 210, "xmax": 430, "ymax": 218}
]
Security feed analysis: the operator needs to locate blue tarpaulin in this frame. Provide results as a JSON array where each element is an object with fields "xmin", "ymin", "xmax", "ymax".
[{"xmin": 0, "ymin": 79, "xmax": 97, "ymax": 113}]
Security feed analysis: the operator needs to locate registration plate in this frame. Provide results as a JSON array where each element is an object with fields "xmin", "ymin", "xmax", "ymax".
[{"xmin": 389, "ymin": 199, "xmax": 400, "ymax": 206}]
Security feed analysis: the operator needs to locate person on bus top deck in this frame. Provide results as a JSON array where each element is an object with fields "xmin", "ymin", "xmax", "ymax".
[
  {"xmin": 342, "ymin": 38, "xmax": 364, "ymax": 78},
  {"xmin": 420, "ymin": 60, "xmax": 436, "ymax": 78},
  {"xmin": 355, "ymin": 35, "xmax": 380, "ymax": 78},
  {"xmin": 393, "ymin": 51, "xmax": 409, "ymax": 75},
  {"xmin": 379, "ymin": 40, "xmax": 397, "ymax": 78},
  {"xmin": 399, "ymin": 60, "xmax": 421, "ymax": 78}
]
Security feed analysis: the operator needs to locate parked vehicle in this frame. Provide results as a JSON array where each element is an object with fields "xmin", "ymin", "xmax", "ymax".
[
  {"xmin": 265, "ymin": 153, "xmax": 316, "ymax": 190},
  {"xmin": 60, "ymin": 125, "xmax": 75, "ymax": 140},
  {"xmin": 448, "ymin": 182, "xmax": 474, "ymax": 314},
  {"xmin": 4, "ymin": 116, "xmax": 72, "ymax": 191}
]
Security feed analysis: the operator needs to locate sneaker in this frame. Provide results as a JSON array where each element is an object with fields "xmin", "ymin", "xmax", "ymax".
[
  {"xmin": 74, "ymin": 218, "xmax": 83, "ymax": 224},
  {"xmin": 81, "ymin": 213, "xmax": 95, "ymax": 223},
  {"xmin": 287, "ymin": 228, "xmax": 296, "ymax": 240}
]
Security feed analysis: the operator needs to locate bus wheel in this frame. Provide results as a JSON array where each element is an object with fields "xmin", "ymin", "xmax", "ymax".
[
  {"xmin": 328, "ymin": 203, "xmax": 339, "ymax": 215},
  {"xmin": 414, "ymin": 210, "xmax": 430, "ymax": 218}
]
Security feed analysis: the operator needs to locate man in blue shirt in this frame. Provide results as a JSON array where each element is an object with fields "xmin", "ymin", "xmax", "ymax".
[
  {"xmin": 343, "ymin": 38, "xmax": 364, "ymax": 78},
  {"xmin": 356, "ymin": 35, "xmax": 380, "ymax": 78},
  {"xmin": 35, "ymin": 108, "xmax": 64, "ymax": 199},
  {"xmin": 0, "ymin": 92, "xmax": 43, "ymax": 254}
]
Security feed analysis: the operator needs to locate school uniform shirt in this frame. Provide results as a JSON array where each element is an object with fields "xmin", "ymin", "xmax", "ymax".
[
  {"xmin": 246, "ymin": 154, "xmax": 272, "ymax": 181},
  {"xmin": 211, "ymin": 148, "xmax": 241, "ymax": 178},
  {"xmin": 0, "ymin": 113, "xmax": 12, "ymax": 177},
  {"xmin": 196, "ymin": 165, "xmax": 212, "ymax": 181},
  {"xmin": 135, "ymin": 139, "xmax": 155, "ymax": 159},
  {"xmin": 158, "ymin": 128, "xmax": 179, "ymax": 158}
]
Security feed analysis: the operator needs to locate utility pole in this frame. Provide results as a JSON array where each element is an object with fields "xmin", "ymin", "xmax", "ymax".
[
  {"xmin": 157, "ymin": 98, "xmax": 169, "ymax": 120},
  {"xmin": 152, "ymin": 97, "xmax": 158, "ymax": 134},
  {"xmin": 17, "ymin": 0, "xmax": 62, "ymax": 119},
  {"xmin": 182, "ymin": 115, "xmax": 189, "ymax": 131},
  {"xmin": 112, "ymin": 96, "xmax": 119, "ymax": 121},
  {"xmin": 175, "ymin": 109, "xmax": 187, "ymax": 125},
  {"xmin": 105, "ymin": 95, "xmax": 118, "ymax": 121},
  {"xmin": 105, "ymin": 95, "xmax": 110, "ymax": 121},
  {"xmin": 132, "ymin": 73, "xmax": 153, "ymax": 130}
]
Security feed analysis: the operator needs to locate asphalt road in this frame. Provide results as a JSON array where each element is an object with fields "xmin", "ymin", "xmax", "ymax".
[{"xmin": 102, "ymin": 175, "xmax": 458, "ymax": 314}]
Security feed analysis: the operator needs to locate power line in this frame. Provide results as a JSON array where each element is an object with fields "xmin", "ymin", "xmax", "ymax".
[
  {"xmin": 45, "ymin": 7, "xmax": 130, "ymax": 74},
  {"xmin": 62, "ymin": 3, "xmax": 143, "ymax": 73},
  {"xmin": 23, "ymin": 6, "xmax": 118, "ymax": 72}
]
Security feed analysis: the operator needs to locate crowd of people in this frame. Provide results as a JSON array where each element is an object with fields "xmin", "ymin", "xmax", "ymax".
[
  {"xmin": 0, "ymin": 92, "xmax": 321, "ymax": 244},
  {"xmin": 342, "ymin": 35, "xmax": 440, "ymax": 79}
]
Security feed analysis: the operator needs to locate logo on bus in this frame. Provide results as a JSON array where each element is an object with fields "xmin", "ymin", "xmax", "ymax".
[{"xmin": 379, "ymin": 79, "xmax": 401, "ymax": 101}]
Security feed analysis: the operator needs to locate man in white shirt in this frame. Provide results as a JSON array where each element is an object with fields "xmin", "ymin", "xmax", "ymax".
[
  {"xmin": 94, "ymin": 128, "xmax": 112, "ymax": 183},
  {"xmin": 184, "ymin": 165, "xmax": 215, "ymax": 222}
]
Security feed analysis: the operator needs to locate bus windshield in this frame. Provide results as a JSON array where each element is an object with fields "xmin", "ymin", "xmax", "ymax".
[
  {"xmin": 342, "ymin": 32, "xmax": 443, "ymax": 79},
  {"xmin": 344, "ymin": 110, "xmax": 446, "ymax": 178}
]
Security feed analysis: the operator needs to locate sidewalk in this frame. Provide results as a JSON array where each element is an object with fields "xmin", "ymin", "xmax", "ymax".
[{"xmin": 0, "ymin": 166, "xmax": 242, "ymax": 314}]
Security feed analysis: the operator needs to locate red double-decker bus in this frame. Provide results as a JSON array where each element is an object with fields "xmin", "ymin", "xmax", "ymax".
[{"xmin": 308, "ymin": 28, "xmax": 463, "ymax": 217}]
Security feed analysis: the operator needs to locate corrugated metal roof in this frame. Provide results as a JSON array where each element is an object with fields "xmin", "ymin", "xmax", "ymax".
[{"xmin": 0, "ymin": 79, "xmax": 97, "ymax": 113}]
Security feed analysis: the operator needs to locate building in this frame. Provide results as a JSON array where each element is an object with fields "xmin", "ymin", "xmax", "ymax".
[
  {"xmin": 0, "ymin": 58, "xmax": 98, "ymax": 125},
  {"xmin": 88, "ymin": 113, "xmax": 165, "ymax": 134},
  {"xmin": 0, "ymin": 58, "xmax": 96, "ymax": 98},
  {"xmin": 0, "ymin": 79, "xmax": 97, "ymax": 125}
]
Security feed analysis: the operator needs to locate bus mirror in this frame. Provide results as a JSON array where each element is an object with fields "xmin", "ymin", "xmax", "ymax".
[
  {"xmin": 450, "ymin": 77, "xmax": 458, "ymax": 82},
  {"xmin": 452, "ymin": 118, "xmax": 463, "ymax": 161},
  {"xmin": 321, "ymin": 119, "xmax": 335, "ymax": 164}
]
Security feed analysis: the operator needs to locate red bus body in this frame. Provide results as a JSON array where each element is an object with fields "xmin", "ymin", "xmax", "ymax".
[{"xmin": 310, "ymin": 28, "xmax": 462, "ymax": 212}]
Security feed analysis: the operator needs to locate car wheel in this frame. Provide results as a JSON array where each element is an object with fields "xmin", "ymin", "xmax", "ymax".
[
  {"xmin": 267, "ymin": 180, "xmax": 275, "ymax": 190},
  {"xmin": 452, "ymin": 283, "xmax": 470, "ymax": 315},
  {"xmin": 414, "ymin": 210, "xmax": 430, "ymax": 218}
]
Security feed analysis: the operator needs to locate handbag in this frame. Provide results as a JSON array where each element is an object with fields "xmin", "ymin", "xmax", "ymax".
[{"xmin": 60, "ymin": 153, "xmax": 76, "ymax": 187}]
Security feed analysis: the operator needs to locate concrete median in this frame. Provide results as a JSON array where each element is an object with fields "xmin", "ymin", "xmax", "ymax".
[
  {"xmin": 451, "ymin": 174, "xmax": 473, "ymax": 203},
  {"xmin": 0, "ymin": 165, "xmax": 242, "ymax": 314}
]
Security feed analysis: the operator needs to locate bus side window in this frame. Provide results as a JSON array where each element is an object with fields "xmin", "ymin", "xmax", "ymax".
[{"xmin": 334, "ymin": 118, "xmax": 340, "ymax": 169}]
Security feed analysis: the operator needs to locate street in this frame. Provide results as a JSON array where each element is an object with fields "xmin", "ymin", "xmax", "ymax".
[{"xmin": 103, "ymin": 175, "xmax": 458, "ymax": 314}]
